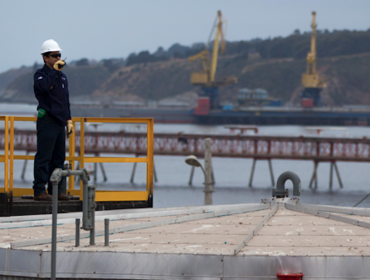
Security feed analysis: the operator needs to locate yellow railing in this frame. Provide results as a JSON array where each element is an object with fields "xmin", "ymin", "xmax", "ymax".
[{"xmin": 0, "ymin": 116, "xmax": 154, "ymax": 202}]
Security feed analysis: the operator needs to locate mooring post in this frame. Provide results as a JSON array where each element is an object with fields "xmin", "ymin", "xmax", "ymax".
[
  {"xmin": 249, "ymin": 159, "xmax": 256, "ymax": 188},
  {"xmin": 204, "ymin": 138, "xmax": 214, "ymax": 205}
]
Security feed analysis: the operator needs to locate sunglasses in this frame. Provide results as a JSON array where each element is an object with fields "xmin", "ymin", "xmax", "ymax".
[{"xmin": 49, "ymin": 53, "xmax": 61, "ymax": 58}]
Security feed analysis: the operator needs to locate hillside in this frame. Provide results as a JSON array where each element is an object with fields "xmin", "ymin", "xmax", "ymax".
[
  {"xmin": 92, "ymin": 52, "xmax": 370, "ymax": 106},
  {"xmin": 2, "ymin": 52, "xmax": 370, "ymax": 106},
  {"xmin": 1, "ymin": 29, "xmax": 370, "ymax": 106}
]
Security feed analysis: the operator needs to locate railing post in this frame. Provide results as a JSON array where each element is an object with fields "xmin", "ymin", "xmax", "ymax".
[
  {"xmin": 4, "ymin": 116, "xmax": 8, "ymax": 193},
  {"xmin": 146, "ymin": 118, "xmax": 154, "ymax": 202},
  {"xmin": 79, "ymin": 118, "xmax": 85, "ymax": 198},
  {"xmin": 9, "ymin": 117, "xmax": 14, "ymax": 195}
]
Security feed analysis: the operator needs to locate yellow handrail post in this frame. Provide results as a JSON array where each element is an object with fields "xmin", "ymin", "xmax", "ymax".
[
  {"xmin": 79, "ymin": 118, "xmax": 85, "ymax": 199},
  {"xmin": 9, "ymin": 117, "xmax": 14, "ymax": 194},
  {"xmin": 4, "ymin": 116, "xmax": 9, "ymax": 193},
  {"xmin": 146, "ymin": 118, "xmax": 154, "ymax": 197}
]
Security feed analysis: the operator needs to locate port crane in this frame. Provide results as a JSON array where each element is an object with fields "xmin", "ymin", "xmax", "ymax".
[
  {"xmin": 301, "ymin": 11, "xmax": 327, "ymax": 107},
  {"xmin": 188, "ymin": 10, "xmax": 237, "ymax": 110}
]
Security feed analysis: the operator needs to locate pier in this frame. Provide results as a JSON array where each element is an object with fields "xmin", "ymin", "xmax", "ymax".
[{"xmin": 3, "ymin": 129, "xmax": 370, "ymax": 189}]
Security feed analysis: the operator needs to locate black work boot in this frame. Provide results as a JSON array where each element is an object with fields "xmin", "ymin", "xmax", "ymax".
[
  {"xmin": 58, "ymin": 193, "xmax": 70, "ymax": 201},
  {"xmin": 34, "ymin": 193, "xmax": 53, "ymax": 201}
]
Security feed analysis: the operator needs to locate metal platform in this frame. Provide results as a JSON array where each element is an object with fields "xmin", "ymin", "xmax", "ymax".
[
  {"xmin": 0, "ymin": 194, "xmax": 150, "ymax": 216},
  {"xmin": 0, "ymin": 199, "xmax": 370, "ymax": 279}
]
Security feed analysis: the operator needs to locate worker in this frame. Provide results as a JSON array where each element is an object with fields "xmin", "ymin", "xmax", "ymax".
[{"xmin": 32, "ymin": 39, "xmax": 73, "ymax": 201}]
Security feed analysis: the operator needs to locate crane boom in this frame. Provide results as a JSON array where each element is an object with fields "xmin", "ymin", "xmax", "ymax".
[
  {"xmin": 188, "ymin": 10, "xmax": 237, "ymax": 111},
  {"xmin": 301, "ymin": 11, "xmax": 327, "ymax": 107},
  {"xmin": 188, "ymin": 10, "xmax": 234, "ymax": 87},
  {"xmin": 210, "ymin": 10, "xmax": 223, "ymax": 82},
  {"xmin": 302, "ymin": 11, "xmax": 325, "ymax": 89}
]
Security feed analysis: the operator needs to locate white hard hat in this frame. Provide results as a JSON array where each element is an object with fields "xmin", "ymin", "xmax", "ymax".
[{"xmin": 40, "ymin": 39, "xmax": 62, "ymax": 54}]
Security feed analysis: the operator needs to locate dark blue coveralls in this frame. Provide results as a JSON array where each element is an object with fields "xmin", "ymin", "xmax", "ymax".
[{"xmin": 33, "ymin": 64, "xmax": 71, "ymax": 196}]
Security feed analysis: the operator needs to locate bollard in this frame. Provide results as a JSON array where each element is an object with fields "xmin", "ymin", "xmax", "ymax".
[
  {"xmin": 75, "ymin": 219, "xmax": 80, "ymax": 247},
  {"xmin": 105, "ymin": 219, "xmax": 109, "ymax": 246},
  {"xmin": 82, "ymin": 184, "xmax": 96, "ymax": 245}
]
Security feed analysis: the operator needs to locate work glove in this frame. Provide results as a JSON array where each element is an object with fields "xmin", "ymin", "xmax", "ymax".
[
  {"xmin": 53, "ymin": 60, "xmax": 66, "ymax": 71},
  {"xmin": 66, "ymin": 120, "xmax": 73, "ymax": 138}
]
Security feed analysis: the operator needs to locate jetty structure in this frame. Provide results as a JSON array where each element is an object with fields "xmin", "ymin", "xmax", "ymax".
[{"xmin": 0, "ymin": 172, "xmax": 370, "ymax": 279}]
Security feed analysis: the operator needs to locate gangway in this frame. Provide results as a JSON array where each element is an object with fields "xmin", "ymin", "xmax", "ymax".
[{"xmin": 2, "ymin": 128, "xmax": 370, "ymax": 191}]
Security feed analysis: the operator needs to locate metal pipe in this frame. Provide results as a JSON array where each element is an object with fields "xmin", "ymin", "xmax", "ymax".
[
  {"xmin": 272, "ymin": 171, "xmax": 302, "ymax": 198},
  {"xmin": 90, "ymin": 209, "xmax": 95, "ymax": 245},
  {"xmin": 105, "ymin": 219, "xmax": 109, "ymax": 246},
  {"xmin": 89, "ymin": 184, "xmax": 96, "ymax": 245},
  {"xmin": 94, "ymin": 161, "xmax": 97, "ymax": 182},
  {"xmin": 51, "ymin": 182, "xmax": 58, "ymax": 280},
  {"xmin": 83, "ymin": 179, "xmax": 88, "ymax": 230},
  {"xmin": 75, "ymin": 219, "xmax": 80, "ymax": 247}
]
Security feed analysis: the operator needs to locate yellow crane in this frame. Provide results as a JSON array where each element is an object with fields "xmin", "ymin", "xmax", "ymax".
[
  {"xmin": 301, "ymin": 11, "xmax": 327, "ymax": 106},
  {"xmin": 188, "ymin": 10, "xmax": 237, "ymax": 109}
]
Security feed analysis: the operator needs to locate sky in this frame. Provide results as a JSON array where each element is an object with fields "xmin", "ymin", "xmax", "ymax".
[{"xmin": 0, "ymin": 0, "xmax": 369, "ymax": 74}]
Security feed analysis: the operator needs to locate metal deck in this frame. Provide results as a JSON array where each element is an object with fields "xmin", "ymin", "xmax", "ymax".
[{"xmin": 0, "ymin": 199, "xmax": 369, "ymax": 279}]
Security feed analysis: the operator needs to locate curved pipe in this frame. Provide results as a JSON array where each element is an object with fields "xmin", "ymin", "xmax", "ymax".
[{"xmin": 272, "ymin": 171, "xmax": 302, "ymax": 198}]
